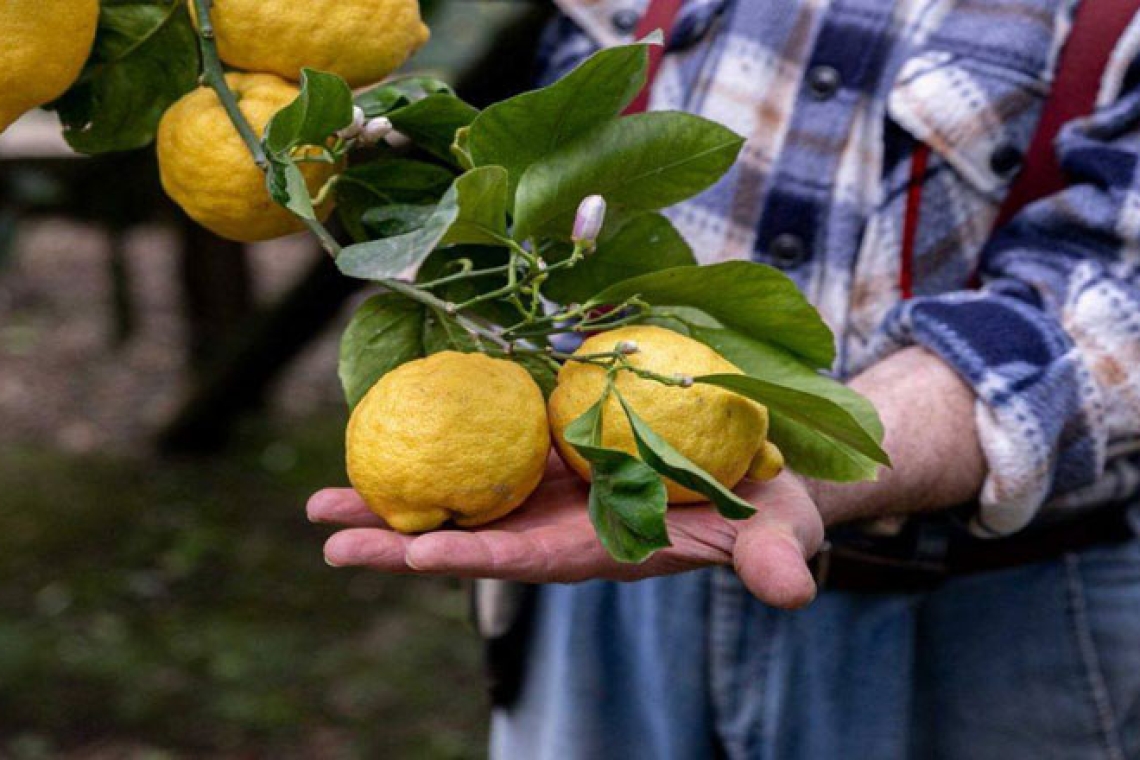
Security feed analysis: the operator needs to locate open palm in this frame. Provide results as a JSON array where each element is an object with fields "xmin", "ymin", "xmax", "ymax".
[{"xmin": 308, "ymin": 455, "xmax": 824, "ymax": 608}]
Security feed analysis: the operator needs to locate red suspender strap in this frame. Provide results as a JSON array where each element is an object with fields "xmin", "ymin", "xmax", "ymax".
[
  {"xmin": 624, "ymin": 0, "xmax": 685, "ymax": 114},
  {"xmin": 900, "ymin": 0, "xmax": 1140, "ymax": 299}
]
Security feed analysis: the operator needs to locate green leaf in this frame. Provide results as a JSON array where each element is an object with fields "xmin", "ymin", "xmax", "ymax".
[
  {"xmin": 593, "ymin": 261, "xmax": 836, "ymax": 369},
  {"xmin": 509, "ymin": 353, "xmax": 559, "ymax": 400},
  {"xmin": 466, "ymin": 39, "xmax": 654, "ymax": 198},
  {"xmin": 337, "ymin": 166, "xmax": 510, "ymax": 280},
  {"xmin": 615, "ymin": 394, "xmax": 756, "ymax": 520},
  {"xmin": 334, "ymin": 158, "xmax": 456, "ymax": 242},
  {"xmin": 387, "ymin": 94, "xmax": 480, "ymax": 164},
  {"xmin": 513, "ymin": 112, "xmax": 744, "ymax": 240},
  {"xmin": 266, "ymin": 157, "xmax": 318, "ymax": 220},
  {"xmin": 686, "ymin": 325, "xmax": 885, "ymax": 481},
  {"xmin": 563, "ymin": 399, "xmax": 670, "ymax": 563},
  {"xmin": 263, "ymin": 68, "xmax": 354, "ymax": 155},
  {"xmin": 543, "ymin": 212, "xmax": 695, "ymax": 304},
  {"xmin": 51, "ymin": 1, "xmax": 199, "ymax": 154},
  {"xmin": 693, "ymin": 374, "xmax": 891, "ymax": 468},
  {"xmin": 362, "ymin": 204, "xmax": 436, "ymax": 239},
  {"xmin": 421, "ymin": 306, "xmax": 479, "ymax": 355},
  {"xmin": 440, "ymin": 166, "xmax": 509, "ymax": 246},
  {"xmin": 339, "ymin": 293, "xmax": 425, "ymax": 409},
  {"xmin": 355, "ymin": 76, "xmax": 456, "ymax": 117}
]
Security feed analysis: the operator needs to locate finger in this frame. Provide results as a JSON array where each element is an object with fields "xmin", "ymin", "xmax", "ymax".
[
  {"xmin": 405, "ymin": 524, "xmax": 615, "ymax": 583},
  {"xmin": 307, "ymin": 489, "xmax": 387, "ymax": 528},
  {"xmin": 733, "ymin": 525, "xmax": 817, "ymax": 609},
  {"xmin": 733, "ymin": 475, "xmax": 824, "ymax": 609},
  {"xmin": 324, "ymin": 528, "xmax": 415, "ymax": 571}
]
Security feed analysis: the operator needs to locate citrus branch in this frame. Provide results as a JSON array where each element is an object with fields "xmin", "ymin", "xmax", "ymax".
[{"xmin": 191, "ymin": 0, "xmax": 267, "ymax": 169}]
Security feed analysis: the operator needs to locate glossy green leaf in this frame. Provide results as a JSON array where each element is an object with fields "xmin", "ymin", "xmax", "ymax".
[
  {"xmin": 593, "ymin": 261, "xmax": 836, "ymax": 369},
  {"xmin": 682, "ymin": 324, "xmax": 885, "ymax": 481},
  {"xmin": 265, "ymin": 157, "xmax": 318, "ymax": 220},
  {"xmin": 337, "ymin": 166, "xmax": 510, "ymax": 280},
  {"xmin": 334, "ymin": 159, "xmax": 455, "ymax": 242},
  {"xmin": 52, "ymin": 1, "xmax": 199, "ymax": 154},
  {"xmin": 615, "ymin": 395, "xmax": 756, "ymax": 520},
  {"xmin": 387, "ymin": 94, "xmax": 480, "ymax": 163},
  {"xmin": 694, "ymin": 374, "xmax": 891, "ymax": 468},
  {"xmin": 543, "ymin": 212, "xmax": 695, "ymax": 304},
  {"xmin": 466, "ymin": 39, "xmax": 654, "ymax": 198},
  {"xmin": 339, "ymin": 293, "xmax": 425, "ymax": 408},
  {"xmin": 513, "ymin": 112, "xmax": 744, "ymax": 240},
  {"xmin": 563, "ymin": 398, "xmax": 670, "ymax": 563},
  {"xmin": 263, "ymin": 68, "xmax": 354, "ymax": 155},
  {"xmin": 354, "ymin": 76, "xmax": 456, "ymax": 117},
  {"xmin": 361, "ymin": 204, "xmax": 436, "ymax": 239}
]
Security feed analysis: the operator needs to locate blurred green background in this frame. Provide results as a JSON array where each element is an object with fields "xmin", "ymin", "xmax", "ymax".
[{"xmin": 0, "ymin": 2, "xmax": 553, "ymax": 756}]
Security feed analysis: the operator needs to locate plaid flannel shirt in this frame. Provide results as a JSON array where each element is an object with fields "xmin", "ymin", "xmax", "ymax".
[{"xmin": 543, "ymin": 0, "xmax": 1140, "ymax": 536}]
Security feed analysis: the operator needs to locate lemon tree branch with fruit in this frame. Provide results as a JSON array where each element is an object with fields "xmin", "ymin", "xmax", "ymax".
[{"xmin": 6, "ymin": 0, "xmax": 890, "ymax": 563}]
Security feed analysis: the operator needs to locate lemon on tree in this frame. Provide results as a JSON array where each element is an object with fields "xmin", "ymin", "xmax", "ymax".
[
  {"xmin": 190, "ymin": 0, "xmax": 430, "ymax": 88},
  {"xmin": 157, "ymin": 72, "xmax": 339, "ymax": 243},
  {"xmin": 549, "ymin": 326, "xmax": 784, "ymax": 502},
  {"xmin": 0, "ymin": 0, "xmax": 99, "ymax": 133},
  {"xmin": 346, "ymin": 352, "xmax": 551, "ymax": 533}
]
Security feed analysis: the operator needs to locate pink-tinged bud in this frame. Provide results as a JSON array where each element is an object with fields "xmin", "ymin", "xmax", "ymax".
[
  {"xmin": 673, "ymin": 373, "xmax": 694, "ymax": 388},
  {"xmin": 337, "ymin": 106, "xmax": 366, "ymax": 140},
  {"xmin": 616, "ymin": 340, "xmax": 639, "ymax": 355},
  {"xmin": 571, "ymin": 195, "xmax": 606, "ymax": 247},
  {"xmin": 360, "ymin": 116, "xmax": 394, "ymax": 146}
]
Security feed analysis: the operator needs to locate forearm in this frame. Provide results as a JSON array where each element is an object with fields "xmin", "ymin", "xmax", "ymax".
[{"xmin": 805, "ymin": 347, "xmax": 986, "ymax": 527}]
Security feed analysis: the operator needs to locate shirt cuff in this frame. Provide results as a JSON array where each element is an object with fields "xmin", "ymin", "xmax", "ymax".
[{"xmin": 874, "ymin": 289, "xmax": 1106, "ymax": 536}]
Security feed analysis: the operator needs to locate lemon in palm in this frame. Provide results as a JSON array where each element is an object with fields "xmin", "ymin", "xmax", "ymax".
[
  {"xmin": 157, "ymin": 72, "xmax": 339, "ymax": 243},
  {"xmin": 346, "ymin": 352, "xmax": 551, "ymax": 533},
  {"xmin": 191, "ymin": 0, "xmax": 430, "ymax": 88},
  {"xmin": 549, "ymin": 326, "xmax": 783, "ymax": 502},
  {"xmin": 0, "ymin": 0, "xmax": 99, "ymax": 133}
]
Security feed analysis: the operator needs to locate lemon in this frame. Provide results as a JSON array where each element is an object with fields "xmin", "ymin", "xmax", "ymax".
[
  {"xmin": 0, "ymin": 0, "xmax": 99, "ymax": 133},
  {"xmin": 191, "ymin": 0, "xmax": 430, "ymax": 88},
  {"xmin": 346, "ymin": 352, "xmax": 550, "ymax": 533},
  {"xmin": 549, "ymin": 326, "xmax": 783, "ymax": 502},
  {"xmin": 157, "ymin": 73, "xmax": 339, "ymax": 243}
]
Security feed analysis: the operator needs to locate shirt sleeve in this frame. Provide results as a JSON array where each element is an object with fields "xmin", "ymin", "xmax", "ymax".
[{"xmin": 877, "ymin": 22, "xmax": 1140, "ymax": 537}]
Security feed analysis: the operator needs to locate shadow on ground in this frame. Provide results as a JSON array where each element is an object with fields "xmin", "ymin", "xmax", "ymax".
[{"xmin": 0, "ymin": 414, "xmax": 488, "ymax": 759}]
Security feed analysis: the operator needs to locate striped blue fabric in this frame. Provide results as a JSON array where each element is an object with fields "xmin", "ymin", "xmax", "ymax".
[{"xmin": 543, "ymin": 0, "xmax": 1140, "ymax": 536}]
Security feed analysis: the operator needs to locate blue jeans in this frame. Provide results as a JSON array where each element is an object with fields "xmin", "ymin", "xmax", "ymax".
[{"xmin": 491, "ymin": 536, "xmax": 1140, "ymax": 759}]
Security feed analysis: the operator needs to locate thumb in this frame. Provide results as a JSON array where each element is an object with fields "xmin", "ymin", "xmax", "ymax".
[{"xmin": 732, "ymin": 475, "xmax": 824, "ymax": 608}]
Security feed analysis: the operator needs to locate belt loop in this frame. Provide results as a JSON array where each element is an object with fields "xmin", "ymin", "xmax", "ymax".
[
  {"xmin": 811, "ymin": 539, "xmax": 834, "ymax": 588},
  {"xmin": 913, "ymin": 522, "xmax": 950, "ymax": 572}
]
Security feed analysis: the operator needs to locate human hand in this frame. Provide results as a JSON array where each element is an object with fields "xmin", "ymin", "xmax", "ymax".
[{"xmin": 307, "ymin": 455, "xmax": 824, "ymax": 609}]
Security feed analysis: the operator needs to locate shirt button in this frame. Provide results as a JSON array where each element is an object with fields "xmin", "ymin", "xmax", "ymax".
[
  {"xmin": 769, "ymin": 233, "xmax": 808, "ymax": 267},
  {"xmin": 612, "ymin": 9, "xmax": 640, "ymax": 33},
  {"xmin": 806, "ymin": 65, "xmax": 842, "ymax": 100},
  {"xmin": 989, "ymin": 143, "xmax": 1024, "ymax": 176}
]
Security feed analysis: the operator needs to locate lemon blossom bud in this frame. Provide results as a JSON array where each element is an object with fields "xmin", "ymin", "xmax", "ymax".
[
  {"xmin": 359, "ymin": 116, "xmax": 393, "ymax": 146},
  {"xmin": 616, "ymin": 340, "xmax": 639, "ymax": 355},
  {"xmin": 338, "ymin": 106, "xmax": 366, "ymax": 140},
  {"xmin": 571, "ymin": 195, "xmax": 606, "ymax": 247},
  {"xmin": 673, "ymin": 373, "xmax": 694, "ymax": 388}
]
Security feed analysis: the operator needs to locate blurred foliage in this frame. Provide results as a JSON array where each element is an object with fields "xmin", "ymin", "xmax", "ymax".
[{"xmin": 0, "ymin": 415, "xmax": 487, "ymax": 759}]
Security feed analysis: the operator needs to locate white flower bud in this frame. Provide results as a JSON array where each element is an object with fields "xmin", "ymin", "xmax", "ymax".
[
  {"xmin": 359, "ymin": 116, "xmax": 394, "ymax": 146},
  {"xmin": 617, "ymin": 340, "xmax": 639, "ymax": 355},
  {"xmin": 673, "ymin": 373, "xmax": 694, "ymax": 388},
  {"xmin": 338, "ymin": 106, "xmax": 366, "ymax": 140},
  {"xmin": 571, "ymin": 195, "xmax": 606, "ymax": 248}
]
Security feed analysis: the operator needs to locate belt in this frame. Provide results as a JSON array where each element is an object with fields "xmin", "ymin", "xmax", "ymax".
[{"xmin": 810, "ymin": 507, "xmax": 1136, "ymax": 595}]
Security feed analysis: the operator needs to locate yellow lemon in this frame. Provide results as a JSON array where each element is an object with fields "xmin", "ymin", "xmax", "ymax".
[
  {"xmin": 157, "ymin": 73, "xmax": 339, "ymax": 243},
  {"xmin": 191, "ymin": 0, "xmax": 430, "ymax": 88},
  {"xmin": 549, "ymin": 326, "xmax": 783, "ymax": 502},
  {"xmin": 0, "ymin": 0, "xmax": 99, "ymax": 133},
  {"xmin": 346, "ymin": 352, "xmax": 550, "ymax": 533}
]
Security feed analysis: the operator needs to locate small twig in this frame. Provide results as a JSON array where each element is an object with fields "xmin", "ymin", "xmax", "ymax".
[{"xmin": 192, "ymin": 0, "xmax": 267, "ymax": 169}]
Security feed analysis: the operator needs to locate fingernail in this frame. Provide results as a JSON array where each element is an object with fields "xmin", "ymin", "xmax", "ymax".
[{"xmin": 324, "ymin": 554, "xmax": 342, "ymax": 568}]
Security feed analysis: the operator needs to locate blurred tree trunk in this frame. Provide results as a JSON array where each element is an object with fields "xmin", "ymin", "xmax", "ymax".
[{"xmin": 177, "ymin": 218, "xmax": 255, "ymax": 372}]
